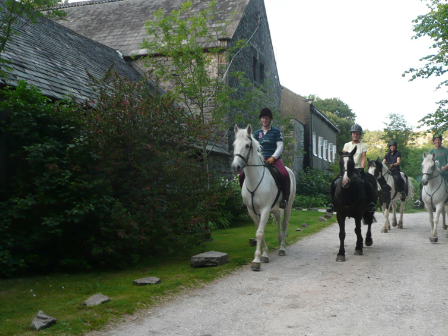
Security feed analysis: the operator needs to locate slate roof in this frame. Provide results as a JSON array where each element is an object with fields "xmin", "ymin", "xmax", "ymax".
[
  {"xmin": 1, "ymin": 2, "xmax": 143, "ymax": 103},
  {"xmin": 50, "ymin": 0, "xmax": 250, "ymax": 57}
]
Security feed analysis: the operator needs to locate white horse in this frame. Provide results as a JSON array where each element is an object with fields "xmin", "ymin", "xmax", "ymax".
[
  {"xmin": 367, "ymin": 158, "xmax": 415, "ymax": 233},
  {"xmin": 421, "ymin": 153, "xmax": 448, "ymax": 242},
  {"xmin": 231, "ymin": 124, "xmax": 296, "ymax": 271}
]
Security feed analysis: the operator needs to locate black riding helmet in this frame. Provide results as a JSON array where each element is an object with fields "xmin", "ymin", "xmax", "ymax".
[
  {"xmin": 259, "ymin": 107, "xmax": 273, "ymax": 119},
  {"xmin": 350, "ymin": 124, "xmax": 363, "ymax": 134},
  {"xmin": 433, "ymin": 133, "xmax": 443, "ymax": 142},
  {"xmin": 388, "ymin": 140, "xmax": 398, "ymax": 149}
]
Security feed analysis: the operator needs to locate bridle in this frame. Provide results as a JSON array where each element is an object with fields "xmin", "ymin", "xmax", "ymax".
[
  {"xmin": 422, "ymin": 159, "xmax": 440, "ymax": 181},
  {"xmin": 422, "ymin": 158, "xmax": 447, "ymax": 209},
  {"xmin": 233, "ymin": 135, "xmax": 266, "ymax": 216}
]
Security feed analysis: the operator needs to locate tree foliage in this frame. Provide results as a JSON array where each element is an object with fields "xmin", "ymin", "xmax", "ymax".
[
  {"xmin": 404, "ymin": 0, "xmax": 448, "ymax": 132},
  {"xmin": 309, "ymin": 96, "xmax": 356, "ymax": 150},
  {"xmin": 0, "ymin": 73, "xmax": 234, "ymax": 277}
]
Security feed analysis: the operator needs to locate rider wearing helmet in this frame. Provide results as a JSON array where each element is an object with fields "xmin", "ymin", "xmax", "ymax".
[
  {"xmin": 382, "ymin": 140, "xmax": 406, "ymax": 202},
  {"xmin": 416, "ymin": 133, "xmax": 448, "ymax": 208},
  {"xmin": 254, "ymin": 107, "xmax": 290, "ymax": 208},
  {"xmin": 327, "ymin": 123, "xmax": 377, "ymax": 213},
  {"xmin": 239, "ymin": 108, "xmax": 291, "ymax": 209}
]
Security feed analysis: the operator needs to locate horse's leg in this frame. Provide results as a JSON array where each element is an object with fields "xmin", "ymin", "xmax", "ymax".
[
  {"xmin": 354, "ymin": 216, "xmax": 364, "ymax": 255},
  {"xmin": 251, "ymin": 210, "xmax": 270, "ymax": 271},
  {"xmin": 443, "ymin": 206, "xmax": 447, "ymax": 231},
  {"xmin": 430, "ymin": 205, "xmax": 442, "ymax": 243},
  {"xmin": 274, "ymin": 208, "xmax": 288, "ymax": 256},
  {"xmin": 336, "ymin": 213, "xmax": 346, "ymax": 262},
  {"xmin": 398, "ymin": 200, "xmax": 405, "ymax": 229},
  {"xmin": 426, "ymin": 202, "xmax": 435, "ymax": 241},
  {"xmin": 382, "ymin": 203, "xmax": 390, "ymax": 233},
  {"xmin": 365, "ymin": 221, "xmax": 373, "ymax": 246},
  {"xmin": 391, "ymin": 202, "xmax": 398, "ymax": 227}
]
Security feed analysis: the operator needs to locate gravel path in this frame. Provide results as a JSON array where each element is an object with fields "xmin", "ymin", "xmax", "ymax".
[{"xmin": 89, "ymin": 211, "xmax": 448, "ymax": 336}]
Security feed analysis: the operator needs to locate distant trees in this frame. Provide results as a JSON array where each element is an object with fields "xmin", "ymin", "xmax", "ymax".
[{"xmin": 308, "ymin": 96, "xmax": 356, "ymax": 150}]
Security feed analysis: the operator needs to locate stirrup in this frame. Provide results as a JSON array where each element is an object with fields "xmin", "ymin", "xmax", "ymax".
[
  {"xmin": 326, "ymin": 204, "xmax": 334, "ymax": 213},
  {"xmin": 280, "ymin": 200, "xmax": 287, "ymax": 209}
]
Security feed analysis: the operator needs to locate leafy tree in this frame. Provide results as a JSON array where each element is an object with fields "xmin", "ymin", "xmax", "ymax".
[
  {"xmin": 381, "ymin": 113, "xmax": 415, "ymax": 171},
  {"xmin": 0, "ymin": 0, "xmax": 66, "ymax": 76},
  {"xmin": 141, "ymin": 0, "xmax": 284, "ymax": 165},
  {"xmin": 403, "ymin": 0, "xmax": 448, "ymax": 132}
]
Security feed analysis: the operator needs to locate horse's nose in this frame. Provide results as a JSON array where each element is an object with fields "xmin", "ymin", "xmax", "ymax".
[
  {"xmin": 422, "ymin": 180, "xmax": 428, "ymax": 186},
  {"xmin": 231, "ymin": 163, "xmax": 241, "ymax": 173}
]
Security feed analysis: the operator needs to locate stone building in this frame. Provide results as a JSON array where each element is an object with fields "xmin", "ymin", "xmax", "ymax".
[
  {"xmin": 281, "ymin": 86, "xmax": 339, "ymax": 174},
  {"xmin": 51, "ymin": 0, "xmax": 284, "ymax": 177}
]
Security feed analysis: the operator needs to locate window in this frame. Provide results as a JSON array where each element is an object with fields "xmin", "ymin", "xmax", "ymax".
[
  {"xmin": 259, "ymin": 62, "xmax": 265, "ymax": 82},
  {"xmin": 328, "ymin": 142, "xmax": 332, "ymax": 162},
  {"xmin": 252, "ymin": 57, "xmax": 258, "ymax": 81},
  {"xmin": 318, "ymin": 136, "xmax": 323, "ymax": 159},
  {"xmin": 323, "ymin": 140, "xmax": 328, "ymax": 161},
  {"xmin": 313, "ymin": 132, "xmax": 317, "ymax": 156},
  {"xmin": 333, "ymin": 144, "xmax": 337, "ymax": 162}
]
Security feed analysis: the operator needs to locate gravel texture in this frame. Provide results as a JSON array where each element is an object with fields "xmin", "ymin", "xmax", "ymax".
[{"xmin": 89, "ymin": 211, "xmax": 448, "ymax": 336}]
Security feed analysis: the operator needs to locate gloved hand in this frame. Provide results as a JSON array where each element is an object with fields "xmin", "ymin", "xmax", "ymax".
[
  {"xmin": 266, "ymin": 156, "xmax": 275, "ymax": 165},
  {"xmin": 389, "ymin": 164, "xmax": 394, "ymax": 169}
]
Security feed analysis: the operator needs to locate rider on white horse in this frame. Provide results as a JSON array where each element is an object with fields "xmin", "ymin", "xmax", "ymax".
[
  {"xmin": 383, "ymin": 140, "xmax": 406, "ymax": 202},
  {"xmin": 239, "ymin": 107, "xmax": 290, "ymax": 208},
  {"xmin": 415, "ymin": 133, "xmax": 448, "ymax": 208},
  {"xmin": 327, "ymin": 123, "xmax": 376, "ymax": 213}
]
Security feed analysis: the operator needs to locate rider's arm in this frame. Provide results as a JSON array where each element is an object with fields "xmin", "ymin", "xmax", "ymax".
[
  {"xmin": 361, "ymin": 151, "xmax": 366, "ymax": 168},
  {"xmin": 272, "ymin": 141, "xmax": 283, "ymax": 159}
]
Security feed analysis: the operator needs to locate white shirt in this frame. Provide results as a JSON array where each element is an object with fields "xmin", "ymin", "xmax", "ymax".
[{"xmin": 343, "ymin": 141, "xmax": 367, "ymax": 169}]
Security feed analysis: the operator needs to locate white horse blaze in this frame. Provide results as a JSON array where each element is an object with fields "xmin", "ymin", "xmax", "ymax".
[{"xmin": 342, "ymin": 157, "xmax": 350, "ymax": 186}]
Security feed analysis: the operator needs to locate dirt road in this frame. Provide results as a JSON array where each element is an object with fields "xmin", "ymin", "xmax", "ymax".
[{"xmin": 89, "ymin": 212, "xmax": 448, "ymax": 336}]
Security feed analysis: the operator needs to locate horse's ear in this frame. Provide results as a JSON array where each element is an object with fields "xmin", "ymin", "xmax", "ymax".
[
  {"xmin": 367, "ymin": 158, "xmax": 371, "ymax": 164},
  {"xmin": 436, "ymin": 160, "xmax": 441, "ymax": 168},
  {"xmin": 338, "ymin": 149, "xmax": 343, "ymax": 156},
  {"xmin": 350, "ymin": 146, "xmax": 357, "ymax": 155},
  {"xmin": 376, "ymin": 157, "xmax": 380, "ymax": 162},
  {"xmin": 423, "ymin": 152, "xmax": 427, "ymax": 159},
  {"xmin": 247, "ymin": 124, "xmax": 252, "ymax": 135},
  {"xmin": 234, "ymin": 124, "xmax": 239, "ymax": 134}
]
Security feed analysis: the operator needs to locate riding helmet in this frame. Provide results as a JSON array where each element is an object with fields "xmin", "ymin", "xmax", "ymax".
[
  {"xmin": 388, "ymin": 140, "xmax": 398, "ymax": 149},
  {"xmin": 350, "ymin": 124, "xmax": 363, "ymax": 134},
  {"xmin": 259, "ymin": 107, "xmax": 273, "ymax": 119},
  {"xmin": 433, "ymin": 133, "xmax": 443, "ymax": 142}
]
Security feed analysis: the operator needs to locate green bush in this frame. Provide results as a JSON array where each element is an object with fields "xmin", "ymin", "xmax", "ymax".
[
  {"xmin": 293, "ymin": 194, "xmax": 330, "ymax": 208},
  {"xmin": 296, "ymin": 167, "xmax": 333, "ymax": 196},
  {"xmin": 0, "ymin": 75, "xmax": 230, "ymax": 276}
]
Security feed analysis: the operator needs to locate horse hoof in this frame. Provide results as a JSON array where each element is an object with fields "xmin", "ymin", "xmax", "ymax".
[
  {"xmin": 430, "ymin": 237, "xmax": 438, "ymax": 243},
  {"xmin": 381, "ymin": 228, "xmax": 388, "ymax": 233},
  {"xmin": 398, "ymin": 225, "xmax": 403, "ymax": 229},
  {"xmin": 261, "ymin": 256, "xmax": 270, "ymax": 263},
  {"xmin": 336, "ymin": 255, "xmax": 346, "ymax": 262},
  {"xmin": 251, "ymin": 262, "xmax": 261, "ymax": 271},
  {"xmin": 365, "ymin": 239, "xmax": 373, "ymax": 247},
  {"xmin": 354, "ymin": 250, "xmax": 363, "ymax": 255},
  {"xmin": 392, "ymin": 223, "xmax": 397, "ymax": 227},
  {"xmin": 444, "ymin": 224, "xmax": 448, "ymax": 230},
  {"xmin": 278, "ymin": 250, "xmax": 286, "ymax": 256}
]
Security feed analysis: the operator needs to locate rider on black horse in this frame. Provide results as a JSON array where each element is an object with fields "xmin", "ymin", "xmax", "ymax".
[
  {"xmin": 327, "ymin": 123, "xmax": 377, "ymax": 213},
  {"xmin": 383, "ymin": 140, "xmax": 406, "ymax": 202}
]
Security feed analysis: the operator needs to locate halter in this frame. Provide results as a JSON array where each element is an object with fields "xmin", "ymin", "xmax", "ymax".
[
  {"xmin": 422, "ymin": 159, "xmax": 447, "ymax": 208},
  {"xmin": 233, "ymin": 135, "xmax": 267, "ymax": 216}
]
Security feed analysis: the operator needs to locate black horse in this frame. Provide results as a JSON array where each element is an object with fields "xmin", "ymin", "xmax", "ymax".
[{"xmin": 330, "ymin": 147, "xmax": 378, "ymax": 261}]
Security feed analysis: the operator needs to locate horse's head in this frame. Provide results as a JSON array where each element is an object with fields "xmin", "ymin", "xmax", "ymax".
[
  {"xmin": 338, "ymin": 146, "xmax": 357, "ymax": 188},
  {"xmin": 367, "ymin": 157, "xmax": 383, "ymax": 179},
  {"xmin": 231, "ymin": 124, "xmax": 262, "ymax": 174},
  {"xmin": 421, "ymin": 152, "xmax": 439, "ymax": 186}
]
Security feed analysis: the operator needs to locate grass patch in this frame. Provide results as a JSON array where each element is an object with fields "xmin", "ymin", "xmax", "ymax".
[{"xmin": 0, "ymin": 210, "xmax": 335, "ymax": 336}]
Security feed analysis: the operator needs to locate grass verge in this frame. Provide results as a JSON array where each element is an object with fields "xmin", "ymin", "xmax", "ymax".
[{"xmin": 0, "ymin": 210, "xmax": 335, "ymax": 336}]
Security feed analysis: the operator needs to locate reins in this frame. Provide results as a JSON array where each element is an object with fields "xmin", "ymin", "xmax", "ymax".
[
  {"xmin": 422, "ymin": 165, "xmax": 447, "ymax": 209},
  {"xmin": 234, "ymin": 135, "xmax": 281, "ymax": 216}
]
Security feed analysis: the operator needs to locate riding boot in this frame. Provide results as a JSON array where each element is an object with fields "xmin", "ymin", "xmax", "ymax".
[
  {"xmin": 415, "ymin": 182, "xmax": 425, "ymax": 209},
  {"xmin": 326, "ymin": 203, "xmax": 334, "ymax": 213},
  {"xmin": 280, "ymin": 175, "xmax": 291, "ymax": 209}
]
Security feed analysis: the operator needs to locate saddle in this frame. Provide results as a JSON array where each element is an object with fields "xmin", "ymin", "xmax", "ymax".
[{"xmin": 391, "ymin": 172, "xmax": 408, "ymax": 194}]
